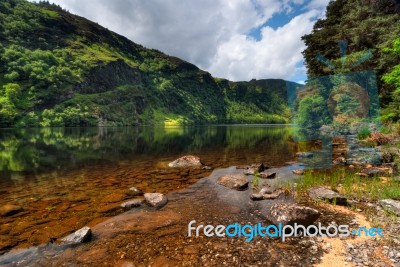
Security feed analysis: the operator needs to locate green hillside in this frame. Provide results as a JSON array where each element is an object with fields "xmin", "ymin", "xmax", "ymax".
[{"xmin": 0, "ymin": 0, "xmax": 294, "ymax": 127}]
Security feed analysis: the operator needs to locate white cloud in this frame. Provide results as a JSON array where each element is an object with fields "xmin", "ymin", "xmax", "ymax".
[
  {"xmin": 40, "ymin": 0, "xmax": 328, "ymax": 81},
  {"xmin": 210, "ymin": 10, "xmax": 322, "ymax": 81}
]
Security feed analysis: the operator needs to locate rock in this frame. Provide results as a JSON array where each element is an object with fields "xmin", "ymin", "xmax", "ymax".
[
  {"xmin": 243, "ymin": 163, "xmax": 266, "ymax": 175},
  {"xmin": 128, "ymin": 187, "xmax": 143, "ymax": 196},
  {"xmin": 333, "ymin": 157, "xmax": 346, "ymax": 165},
  {"xmin": 356, "ymin": 172, "xmax": 369, "ymax": 177},
  {"xmin": 267, "ymin": 203, "xmax": 320, "ymax": 226},
  {"xmin": 378, "ymin": 147, "xmax": 400, "ymax": 163},
  {"xmin": 250, "ymin": 187, "xmax": 284, "ymax": 201},
  {"xmin": 296, "ymin": 152, "xmax": 313, "ymax": 158},
  {"xmin": 346, "ymin": 158, "xmax": 363, "ymax": 165},
  {"xmin": 360, "ymin": 167, "xmax": 392, "ymax": 177},
  {"xmin": 260, "ymin": 185, "xmax": 277, "ymax": 195},
  {"xmin": 202, "ymin": 166, "xmax": 213, "ymax": 170},
  {"xmin": 0, "ymin": 204, "xmax": 23, "ymax": 217},
  {"xmin": 250, "ymin": 193, "xmax": 264, "ymax": 200},
  {"xmin": 144, "ymin": 193, "xmax": 168, "ymax": 208},
  {"xmin": 322, "ymin": 242, "xmax": 332, "ymax": 252},
  {"xmin": 236, "ymin": 165, "xmax": 249, "ymax": 169},
  {"xmin": 250, "ymin": 190, "xmax": 284, "ymax": 201},
  {"xmin": 379, "ymin": 199, "xmax": 400, "ymax": 216},
  {"xmin": 292, "ymin": 169, "xmax": 304, "ymax": 175},
  {"xmin": 217, "ymin": 174, "xmax": 249, "ymax": 190},
  {"xmin": 244, "ymin": 169, "xmax": 256, "ymax": 175},
  {"xmin": 120, "ymin": 199, "xmax": 143, "ymax": 209},
  {"xmin": 259, "ymin": 172, "xmax": 276, "ymax": 179},
  {"xmin": 168, "ymin": 155, "xmax": 202, "ymax": 168},
  {"xmin": 251, "ymin": 163, "xmax": 266, "ymax": 172},
  {"xmin": 61, "ymin": 226, "xmax": 92, "ymax": 244},
  {"xmin": 308, "ymin": 186, "xmax": 347, "ymax": 206}
]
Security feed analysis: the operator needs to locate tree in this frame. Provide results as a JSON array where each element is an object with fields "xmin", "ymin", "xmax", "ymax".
[{"xmin": 382, "ymin": 38, "xmax": 400, "ymax": 121}]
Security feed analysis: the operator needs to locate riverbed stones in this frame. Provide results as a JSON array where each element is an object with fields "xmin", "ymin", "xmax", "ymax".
[
  {"xmin": 296, "ymin": 152, "xmax": 313, "ymax": 158},
  {"xmin": 168, "ymin": 155, "xmax": 202, "ymax": 168},
  {"xmin": 128, "ymin": 187, "xmax": 143, "ymax": 196},
  {"xmin": 267, "ymin": 203, "xmax": 320, "ymax": 226},
  {"xmin": 379, "ymin": 199, "xmax": 400, "ymax": 216},
  {"xmin": 61, "ymin": 226, "xmax": 92, "ymax": 244},
  {"xmin": 243, "ymin": 163, "xmax": 266, "ymax": 175},
  {"xmin": 250, "ymin": 186, "xmax": 284, "ymax": 201},
  {"xmin": 308, "ymin": 186, "xmax": 347, "ymax": 206},
  {"xmin": 259, "ymin": 172, "xmax": 276, "ymax": 179},
  {"xmin": 144, "ymin": 193, "xmax": 168, "ymax": 208},
  {"xmin": 120, "ymin": 199, "xmax": 143, "ymax": 209},
  {"xmin": 0, "ymin": 204, "xmax": 23, "ymax": 217},
  {"xmin": 217, "ymin": 174, "xmax": 249, "ymax": 190},
  {"xmin": 333, "ymin": 157, "xmax": 346, "ymax": 165}
]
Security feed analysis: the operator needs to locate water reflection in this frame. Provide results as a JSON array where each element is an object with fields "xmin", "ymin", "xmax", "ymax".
[{"xmin": 0, "ymin": 126, "xmax": 293, "ymax": 175}]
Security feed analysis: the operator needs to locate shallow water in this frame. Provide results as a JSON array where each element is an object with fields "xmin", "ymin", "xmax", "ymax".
[
  {"xmin": 0, "ymin": 125, "xmax": 300, "ymax": 254},
  {"xmin": 1, "ymin": 166, "xmax": 357, "ymax": 266}
]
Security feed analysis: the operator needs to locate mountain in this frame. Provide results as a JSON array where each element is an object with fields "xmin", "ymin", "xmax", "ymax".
[{"xmin": 0, "ymin": 0, "xmax": 297, "ymax": 127}]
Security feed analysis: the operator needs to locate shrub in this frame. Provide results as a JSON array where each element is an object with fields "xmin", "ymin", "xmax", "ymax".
[
  {"xmin": 358, "ymin": 127, "xmax": 372, "ymax": 140},
  {"xmin": 366, "ymin": 132, "xmax": 392, "ymax": 146}
]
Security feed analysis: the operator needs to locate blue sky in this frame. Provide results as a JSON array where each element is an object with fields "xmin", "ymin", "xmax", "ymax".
[{"xmin": 42, "ymin": 0, "xmax": 330, "ymax": 83}]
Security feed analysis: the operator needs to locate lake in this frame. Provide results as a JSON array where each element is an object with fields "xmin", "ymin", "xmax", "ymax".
[{"xmin": 0, "ymin": 125, "xmax": 298, "ymax": 254}]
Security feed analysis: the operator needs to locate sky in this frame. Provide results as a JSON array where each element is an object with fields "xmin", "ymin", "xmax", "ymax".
[{"xmin": 38, "ymin": 0, "xmax": 331, "ymax": 83}]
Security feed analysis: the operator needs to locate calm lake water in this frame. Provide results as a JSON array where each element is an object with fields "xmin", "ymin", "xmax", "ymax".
[{"xmin": 0, "ymin": 125, "xmax": 298, "ymax": 254}]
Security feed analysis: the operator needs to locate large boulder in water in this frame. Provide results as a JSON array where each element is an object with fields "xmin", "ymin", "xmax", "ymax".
[
  {"xmin": 267, "ymin": 203, "xmax": 320, "ymax": 226},
  {"xmin": 168, "ymin": 155, "xmax": 202, "ymax": 168},
  {"xmin": 217, "ymin": 174, "xmax": 249, "ymax": 191}
]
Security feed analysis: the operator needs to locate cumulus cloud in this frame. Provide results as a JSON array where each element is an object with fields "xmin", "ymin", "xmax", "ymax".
[
  {"xmin": 41, "ymin": 0, "xmax": 328, "ymax": 81},
  {"xmin": 209, "ymin": 10, "xmax": 321, "ymax": 81}
]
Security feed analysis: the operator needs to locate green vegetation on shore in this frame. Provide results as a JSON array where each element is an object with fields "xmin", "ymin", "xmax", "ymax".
[{"xmin": 288, "ymin": 169, "xmax": 400, "ymax": 202}]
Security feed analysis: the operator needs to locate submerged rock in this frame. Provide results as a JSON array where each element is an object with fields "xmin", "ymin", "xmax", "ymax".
[
  {"xmin": 168, "ymin": 155, "xmax": 202, "ymax": 168},
  {"xmin": 217, "ymin": 174, "xmax": 249, "ymax": 190},
  {"xmin": 128, "ymin": 187, "xmax": 143, "ymax": 196},
  {"xmin": 61, "ymin": 226, "xmax": 92, "ymax": 244},
  {"xmin": 120, "ymin": 199, "xmax": 143, "ymax": 209},
  {"xmin": 251, "ymin": 186, "xmax": 284, "ymax": 201},
  {"xmin": 267, "ymin": 204, "xmax": 320, "ymax": 226},
  {"xmin": 296, "ymin": 152, "xmax": 313, "ymax": 158},
  {"xmin": 260, "ymin": 185, "xmax": 277, "ymax": 195},
  {"xmin": 379, "ymin": 199, "xmax": 400, "ymax": 216},
  {"xmin": 0, "ymin": 204, "xmax": 23, "ymax": 217},
  {"xmin": 242, "ymin": 163, "xmax": 267, "ymax": 175},
  {"xmin": 202, "ymin": 166, "xmax": 213, "ymax": 170},
  {"xmin": 144, "ymin": 193, "xmax": 168, "ymax": 208},
  {"xmin": 308, "ymin": 186, "xmax": 347, "ymax": 206},
  {"xmin": 333, "ymin": 157, "xmax": 346, "ymax": 165},
  {"xmin": 259, "ymin": 172, "xmax": 276, "ymax": 179}
]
